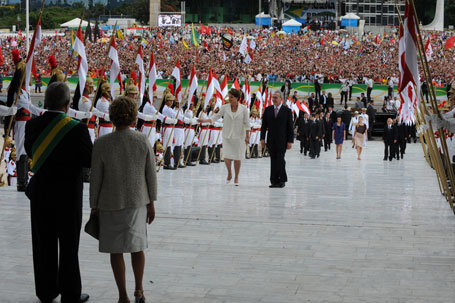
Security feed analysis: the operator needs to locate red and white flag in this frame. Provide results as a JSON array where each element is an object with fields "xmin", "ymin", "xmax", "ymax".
[
  {"xmin": 212, "ymin": 71, "xmax": 223, "ymax": 109},
  {"xmin": 73, "ymin": 24, "xmax": 88, "ymax": 98},
  {"xmin": 187, "ymin": 65, "xmax": 198, "ymax": 108},
  {"xmin": 231, "ymin": 78, "xmax": 240, "ymax": 90},
  {"xmin": 25, "ymin": 19, "xmax": 42, "ymax": 93},
  {"xmin": 425, "ymin": 39, "xmax": 433, "ymax": 61},
  {"xmin": 398, "ymin": 1, "xmax": 420, "ymax": 124},
  {"xmin": 171, "ymin": 60, "xmax": 182, "ymax": 103},
  {"xmin": 204, "ymin": 68, "xmax": 214, "ymax": 109},
  {"xmin": 296, "ymin": 99, "xmax": 311, "ymax": 115},
  {"xmin": 220, "ymin": 75, "xmax": 228, "ymax": 100},
  {"xmin": 135, "ymin": 45, "xmax": 146, "ymax": 103},
  {"xmin": 148, "ymin": 52, "xmax": 157, "ymax": 102},
  {"xmin": 108, "ymin": 38, "xmax": 121, "ymax": 99}
]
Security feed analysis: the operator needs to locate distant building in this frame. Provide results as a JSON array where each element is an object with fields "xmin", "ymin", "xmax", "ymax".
[{"xmin": 342, "ymin": 0, "xmax": 405, "ymax": 27}]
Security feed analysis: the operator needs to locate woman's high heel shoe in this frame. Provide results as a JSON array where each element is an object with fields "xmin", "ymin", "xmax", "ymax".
[
  {"xmin": 134, "ymin": 290, "xmax": 146, "ymax": 303},
  {"xmin": 226, "ymin": 178, "xmax": 231, "ymax": 184}
]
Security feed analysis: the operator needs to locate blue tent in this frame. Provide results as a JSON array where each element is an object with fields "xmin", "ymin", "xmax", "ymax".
[
  {"xmin": 282, "ymin": 19, "xmax": 302, "ymax": 34},
  {"xmin": 255, "ymin": 12, "xmax": 271, "ymax": 26},
  {"xmin": 340, "ymin": 13, "xmax": 360, "ymax": 27}
]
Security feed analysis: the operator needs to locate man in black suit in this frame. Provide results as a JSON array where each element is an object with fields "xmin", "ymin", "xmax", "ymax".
[
  {"xmin": 396, "ymin": 120, "xmax": 408, "ymax": 159},
  {"xmin": 383, "ymin": 118, "xmax": 397, "ymax": 161},
  {"xmin": 366, "ymin": 101, "xmax": 376, "ymax": 140},
  {"xmin": 25, "ymin": 82, "xmax": 92, "ymax": 303},
  {"xmin": 296, "ymin": 111, "xmax": 310, "ymax": 155},
  {"xmin": 360, "ymin": 93, "xmax": 367, "ymax": 108},
  {"xmin": 261, "ymin": 91, "xmax": 294, "ymax": 188},
  {"xmin": 309, "ymin": 114, "xmax": 320, "ymax": 159},
  {"xmin": 341, "ymin": 106, "xmax": 351, "ymax": 140},
  {"xmin": 308, "ymin": 93, "xmax": 318, "ymax": 113}
]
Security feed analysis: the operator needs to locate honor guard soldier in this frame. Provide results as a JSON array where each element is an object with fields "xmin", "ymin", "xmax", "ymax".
[
  {"xmin": 197, "ymin": 104, "xmax": 211, "ymax": 165},
  {"xmin": 161, "ymin": 92, "xmax": 181, "ymax": 170},
  {"xmin": 7, "ymin": 150, "xmax": 17, "ymax": 187},
  {"xmin": 96, "ymin": 80, "xmax": 114, "ymax": 137},
  {"xmin": 7, "ymin": 50, "xmax": 46, "ymax": 191},
  {"xmin": 249, "ymin": 107, "xmax": 261, "ymax": 158},
  {"xmin": 74, "ymin": 78, "xmax": 98, "ymax": 142},
  {"xmin": 208, "ymin": 106, "xmax": 223, "ymax": 163},
  {"xmin": 183, "ymin": 101, "xmax": 198, "ymax": 166},
  {"xmin": 141, "ymin": 92, "xmax": 159, "ymax": 148}
]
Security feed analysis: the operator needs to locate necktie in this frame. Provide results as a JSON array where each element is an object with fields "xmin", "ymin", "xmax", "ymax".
[{"xmin": 274, "ymin": 107, "xmax": 279, "ymax": 118}]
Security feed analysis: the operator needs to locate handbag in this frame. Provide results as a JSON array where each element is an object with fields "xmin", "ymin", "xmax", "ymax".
[{"xmin": 84, "ymin": 211, "xmax": 99, "ymax": 240}]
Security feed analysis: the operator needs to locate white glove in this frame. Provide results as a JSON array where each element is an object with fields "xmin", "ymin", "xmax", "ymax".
[
  {"xmin": 138, "ymin": 112, "xmax": 157, "ymax": 122},
  {"xmin": 8, "ymin": 106, "xmax": 17, "ymax": 116},
  {"xmin": 92, "ymin": 108, "xmax": 110, "ymax": 121},
  {"xmin": 80, "ymin": 111, "xmax": 92, "ymax": 119},
  {"xmin": 192, "ymin": 118, "xmax": 199, "ymax": 125},
  {"xmin": 183, "ymin": 117, "xmax": 192, "ymax": 124}
]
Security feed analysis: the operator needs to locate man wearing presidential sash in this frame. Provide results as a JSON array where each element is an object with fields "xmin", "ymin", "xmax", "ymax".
[{"xmin": 24, "ymin": 82, "xmax": 92, "ymax": 303}]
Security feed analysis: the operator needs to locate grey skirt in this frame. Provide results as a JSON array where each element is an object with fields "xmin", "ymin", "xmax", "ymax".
[{"xmin": 99, "ymin": 205, "xmax": 148, "ymax": 253}]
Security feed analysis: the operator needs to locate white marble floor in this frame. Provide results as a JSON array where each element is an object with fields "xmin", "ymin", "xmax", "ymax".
[{"xmin": 1, "ymin": 140, "xmax": 455, "ymax": 303}]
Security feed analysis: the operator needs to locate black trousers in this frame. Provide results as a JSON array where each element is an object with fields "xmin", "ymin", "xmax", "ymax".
[
  {"xmin": 349, "ymin": 86, "xmax": 353, "ymax": 100},
  {"xmin": 367, "ymin": 87, "xmax": 372, "ymax": 102},
  {"xmin": 309, "ymin": 138, "xmax": 319, "ymax": 157},
  {"xmin": 268, "ymin": 148, "xmax": 287, "ymax": 185},
  {"xmin": 384, "ymin": 142, "xmax": 394, "ymax": 159},
  {"xmin": 340, "ymin": 91, "xmax": 348, "ymax": 105},
  {"xmin": 324, "ymin": 136, "xmax": 331, "ymax": 151},
  {"xmin": 30, "ymin": 197, "xmax": 82, "ymax": 303},
  {"xmin": 299, "ymin": 137, "xmax": 310, "ymax": 154}
]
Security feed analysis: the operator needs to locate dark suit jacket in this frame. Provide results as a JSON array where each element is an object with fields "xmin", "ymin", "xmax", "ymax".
[
  {"xmin": 25, "ymin": 112, "xmax": 92, "ymax": 201},
  {"xmin": 328, "ymin": 110, "xmax": 337, "ymax": 124},
  {"xmin": 326, "ymin": 97, "xmax": 334, "ymax": 109},
  {"xmin": 366, "ymin": 104, "xmax": 375, "ymax": 124},
  {"xmin": 383, "ymin": 124, "xmax": 397, "ymax": 143},
  {"xmin": 296, "ymin": 117, "xmax": 310, "ymax": 141},
  {"xmin": 396, "ymin": 123, "xmax": 408, "ymax": 140},
  {"xmin": 261, "ymin": 105, "xmax": 294, "ymax": 151},
  {"xmin": 309, "ymin": 120, "xmax": 320, "ymax": 139}
]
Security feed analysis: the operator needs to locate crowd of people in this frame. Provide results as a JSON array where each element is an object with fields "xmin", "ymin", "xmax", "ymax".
[{"xmin": 0, "ymin": 26, "xmax": 454, "ymax": 87}]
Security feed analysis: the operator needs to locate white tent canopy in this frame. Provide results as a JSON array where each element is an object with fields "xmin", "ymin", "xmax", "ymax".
[
  {"xmin": 60, "ymin": 18, "xmax": 88, "ymax": 28},
  {"xmin": 256, "ymin": 12, "xmax": 271, "ymax": 18},
  {"xmin": 340, "ymin": 13, "xmax": 360, "ymax": 21},
  {"xmin": 282, "ymin": 19, "xmax": 302, "ymax": 26}
]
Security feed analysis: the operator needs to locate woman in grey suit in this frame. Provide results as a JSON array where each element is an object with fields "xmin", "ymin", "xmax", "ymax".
[{"xmin": 90, "ymin": 96, "xmax": 157, "ymax": 303}]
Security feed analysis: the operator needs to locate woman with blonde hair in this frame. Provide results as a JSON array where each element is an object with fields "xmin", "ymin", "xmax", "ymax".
[
  {"xmin": 90, "ymin": 96, "xmax": 157, "ymax": 303},
  {"xmin": 353, "ymin": 116, "xmax": 367, "ymax": 160}
]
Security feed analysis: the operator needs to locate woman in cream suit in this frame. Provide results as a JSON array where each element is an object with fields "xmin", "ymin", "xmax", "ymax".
[{"xmin": 198, "ymin": 89, "xmax": 251, "ymax": 186}]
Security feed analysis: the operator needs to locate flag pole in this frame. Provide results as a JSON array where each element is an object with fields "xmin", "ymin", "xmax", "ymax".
[
  {"xmin": 64, "ymin": 10, "xmax": 84, "ymax": 82},
  {"xmin": 87, "ymin": 21, "xmax": 117, "ymax": 125},
  {"xmin": 397, "ymin": 1, "xmax": 449, "ymax": 200},
  {"xmin": 0, "ymin": 0, "xmax": 45, "ymax": 166},
  {"xmin": 400, "ymin": 0, "xmax": 455, "ymax": 211}
]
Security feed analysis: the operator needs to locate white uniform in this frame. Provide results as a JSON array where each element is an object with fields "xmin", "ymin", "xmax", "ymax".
[
  {"xmin": 7, "ymin": 159, "xmax": 17, "ymax": 186},
  {"xmin": 184, "ymin": 109, "xmax": 195, "ymax": 149},
  {"xmin": 208, "ymin": 111, "xmax": 223, "ymax": 148},
  {"xmin": 96, "ymin": 96, "xmax": 113, "ymax": 137},
  {"xmin": 249, "ymin": 117, "xmax": 261, "ymax": 146},
  {"xmin": 15, "ymin": 90, "xmax": 45, "ymax": 157},
  {"xmin": 0, "ymin": 105, "xmax": 17, "ymax": 116},
  {"xmin": 75, "ymin": 95, "xmax": 97, "ymax": 143},
  {"xmin": 197, "ymin": 111, "xmax": 210, "ymax": 147},
  {"xmin": 141, "ymin": 102, "xmax": 159, "ymax": 147},
  {"xmin": 162, "ymin": 105, "xmax": 182, "ymax": 148},
  {"xmin": 349, "ymin": 116, "xmax": 359, "ymax": 135}
]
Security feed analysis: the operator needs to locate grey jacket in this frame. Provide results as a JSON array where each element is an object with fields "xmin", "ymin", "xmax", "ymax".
[{"xmin": 90, "ymin": 129, "xmax": 157, "ymax": 211}]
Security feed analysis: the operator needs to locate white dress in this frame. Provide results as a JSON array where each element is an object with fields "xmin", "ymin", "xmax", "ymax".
[{"xmin": 210, "ymin": 104, "xmax": 251, "ymax": 160}]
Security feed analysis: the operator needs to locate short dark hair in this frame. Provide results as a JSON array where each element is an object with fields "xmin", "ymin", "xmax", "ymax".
[
  {"xmin": 109, "ymin": 96, "xmax": 138, "ymax": 127},
  {"xmin": 228, "ymin": 88, "xmax": 241, "ymax": 100},
  {"xmin": 44, "ymin": 82, "xmax": 70, "ymax": 110}
]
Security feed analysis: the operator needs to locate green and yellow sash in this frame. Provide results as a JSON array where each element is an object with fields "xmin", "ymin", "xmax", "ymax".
[{"xmin": 31, "ymin": 113, "xmax": 79, "ymax": 174}]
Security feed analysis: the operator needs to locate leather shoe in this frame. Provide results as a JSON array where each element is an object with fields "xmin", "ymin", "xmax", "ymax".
[
  {"xmin": 269, "ymin": 184, "xmax": 279, "ymax": 188},
  {"xmin": 186, "ymin": 162, "xmax": 196, "ymax": 166},
  {"xmin": 200, "ymin": 160, "xmax": 210, "ymax": 165},
  {"xmin": 80, "ymin": 293, "xmax": 90, "ymax": 302},
  {"xmin": 279, "ymin": 182, "xmax": 285, "ymax": 188}
]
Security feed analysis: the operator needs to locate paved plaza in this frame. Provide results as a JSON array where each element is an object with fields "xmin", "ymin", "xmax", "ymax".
[{"xmin": 1, "ymin": 140, "xmax": 455, "ymax": 302}]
